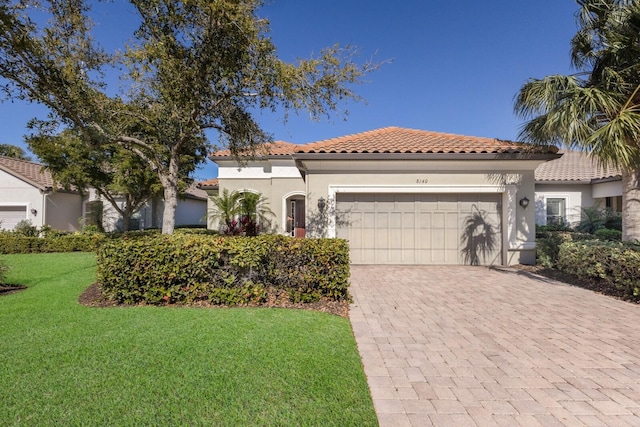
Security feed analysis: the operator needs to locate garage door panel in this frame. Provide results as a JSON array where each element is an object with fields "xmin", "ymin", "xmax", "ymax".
[
  {"xmin": 363, "ymin": 212, "xmax": 375, "ymax": 228},
  {"xmin": 375, "ymin": 227, "xmax": 388, "ymax": 248},
  {"xmin": 376, "ymin": 212, "xmax": 388, "ymax": 228},
  {"xmin": 445, "ymin": 228, "xmax": 459, "ymax": 249},
  {"xmin": 0, "ymin": 206, "xmax": 28, "ymax": 231},
  {"xmin": 432, "ymin": 212, "xmax": 445, "ymax": 228},
  {"xmin": 403, "ymin": 211, "xmax": 415, "ymax": 225},
  {"xmin": 445, "ymin": 212, "xmax": 459, "ymax": 229},
  {"xmin": 432, "ymin": 228, "xmax": 445, "ymax": 249},
  {"xmin": 402, "ymin": 228, "xmax": 415, "ymax": 250},
  {"xmin": 389, "ymin": 212, "xmax": 403, "ymax": 228},
  {"xmin": 389, "ymin": 228, "xmax": 402, "ymax": 248},
  {"xmin": 336, "ymin": 193, "xmax": 502, "ymax": 265}
]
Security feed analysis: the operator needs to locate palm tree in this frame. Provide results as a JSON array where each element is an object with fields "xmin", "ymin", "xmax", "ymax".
[
  {"xmin": 514, "ymin": 0, "xmax": 640, "ymax": 241},
  {"xmin": 208, "ymin": 189, "xmax": 274, "ymax": 236},
  {"xmin": 237, "ymin": 192, "xmax": 274, "ymax": 236},
  {"xmin": 208, "ymin": 189, "xmax": 241, "ymax": 235},
  {"xmin": 0, "ymin": 144, "xmax": 31, "ymax": 160}
]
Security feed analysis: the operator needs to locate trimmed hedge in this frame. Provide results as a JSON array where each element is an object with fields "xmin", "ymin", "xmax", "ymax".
[
  {"xmin": 0, "ymin": 233, "xmax": 105, "ymax": 254},
  {"xmin": 96, "ymin": 234, "xmax": 350, "ymax": 305},
  {"xmin": 557, "ymin": 240, "xmax": 640, "ymax": 299},
  {"xmin": 535, "ymin": 230, "xmax": 594, "ymax": 268},
  {"xmin": 594, "ymin": 228, "xmax": 622, "ymax": 241}
]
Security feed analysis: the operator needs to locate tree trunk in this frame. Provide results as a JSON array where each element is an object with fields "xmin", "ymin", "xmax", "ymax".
[
  {"xmin": 160, "ymin": 159, "xmax": 179, "ymax": 234},
  {"xmin": 121, "ymin": 211, "xmax": 131, "ymax": 232},
  {"xmin": 622, "ymin": 169, "xmax": 640, "ymax": 241}
]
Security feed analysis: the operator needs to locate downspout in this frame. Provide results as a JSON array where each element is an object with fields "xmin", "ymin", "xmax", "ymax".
[{"xmin": 40, "ymin": 186, "xmax": 53, "ymax": 228}]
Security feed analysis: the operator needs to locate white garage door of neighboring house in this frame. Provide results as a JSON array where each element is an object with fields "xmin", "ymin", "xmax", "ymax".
[
  {"xmin": 336, "ymin": 193, "xmax": 502, "ymax": 265},
  {"xmin": 0, "ymin": 206, "xmax": 27, "ymax": 231}
]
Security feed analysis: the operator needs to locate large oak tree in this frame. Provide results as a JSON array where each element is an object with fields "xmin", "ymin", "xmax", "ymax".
[{"xmin": 0, "ymin": 0, "xmax": 377, "ymax": 233}]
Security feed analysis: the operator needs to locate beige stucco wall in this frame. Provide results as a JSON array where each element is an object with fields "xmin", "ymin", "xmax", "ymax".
[
  {"xmin": 215, "ymin": 177, "xmax": 305, "ymax": 233},
  {"xmin": 301, "ymin": 160, "xmax": 542, "ymax": 265},
  {"xmin": 534, "ymin": 183, "xmax": 595, "ymax": 226}
]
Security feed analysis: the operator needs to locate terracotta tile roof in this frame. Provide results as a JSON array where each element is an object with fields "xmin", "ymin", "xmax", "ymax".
[
  {"xmin": 294, "ymin": 127, "xmax": 557, "ymax": 155},
  {"xmin": 211, "ymin": 141, "xmax": 299, "ymax": 157},
  {"xmin": 197, "ymin": 178, "xmax": 219, "ymax": 190},
  {"xmin": 0, "ymin": 156, "xmax": 56, "ymax": 190},
  {"xmin": 535, "ymin": 151, "xmax": 621, "ymax": 182}
]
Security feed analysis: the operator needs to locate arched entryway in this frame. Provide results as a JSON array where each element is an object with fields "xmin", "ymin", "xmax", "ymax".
[{"xmin": 283, "ymin": 192, "xmax": 306, "ymax": 237}]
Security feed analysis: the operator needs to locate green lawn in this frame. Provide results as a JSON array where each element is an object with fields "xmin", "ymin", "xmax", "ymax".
[{"xmin": 0, "ymin": 253, "xmax": 377, "ymax": 426}]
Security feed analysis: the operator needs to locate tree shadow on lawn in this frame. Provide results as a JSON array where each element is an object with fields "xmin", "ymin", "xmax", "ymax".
[{"xmin": 0, "ymin": 284, "xmax": 26, "ymax": 295}]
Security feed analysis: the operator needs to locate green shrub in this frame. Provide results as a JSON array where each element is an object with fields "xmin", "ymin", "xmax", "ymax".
[
  {"xmin": 96, "ymin": 234, "xmax": 350, "ymax": 306},
  {"xmin": 594, "ymin": 228, "xmax": 622, "ymax": 241},
  {"xmin": 535, "ymin": 230, "xmax": 594, "ymax": 268},
  {"xmin": 13, "ymin": 219, "xmax": 39, "ymax": 237},
  {"xmin": 536, "ymin": 223, "xmax": 573, "ymax": 233},
  {"xmin": 557, "ymin": 240, "xmax": 640, "ymax": 299},
  {"xmin": 0, "ymin": 233, "xmax": 104, "ymax": 254}
]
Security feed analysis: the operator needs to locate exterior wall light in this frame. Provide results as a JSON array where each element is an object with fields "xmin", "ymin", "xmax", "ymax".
[
  {"xmin": 317, "ymin": 197, "xmax": 326, "ymax": 212},
  {"xmin": 519, "ymin": 197, "xmax": 530, "ymax": 209},
  {"xmin": 31, "ymin": 208, "xmax": 37, "ymax": 216}
]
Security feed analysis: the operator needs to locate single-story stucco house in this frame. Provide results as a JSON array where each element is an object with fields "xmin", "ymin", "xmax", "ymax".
[
  {"xmin": 210, "ymin": 127, "xmax": 560, "ymax": 266},
  {"xmin": 0, "ymin": 156, "xmax": 208, "ymax": 232},
  {"xmin": 534, "ymin": 151, "xmax": 622, "ymax": 227}
]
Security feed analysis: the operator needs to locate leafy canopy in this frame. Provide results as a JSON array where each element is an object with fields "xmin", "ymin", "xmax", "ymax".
[
  {"xmin": 514, "ymin": 0, "xmax": 640, "ymax": 170},
  {"xmin": 0, "ymin": 0, "xmax": 379, "ymax": 233}
]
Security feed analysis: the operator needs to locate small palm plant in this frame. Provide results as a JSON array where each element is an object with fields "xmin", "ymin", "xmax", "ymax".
[
  {"xmin": 208, "ymin": 190, "xmax": 274, "ymax": 236},
  {"xmin": 208, "ymin": 189, "xmax": 242, "ymax": 235},
  {"xmin": 238, "ymin": 192, "xmax": 274, "ymax": 236}
]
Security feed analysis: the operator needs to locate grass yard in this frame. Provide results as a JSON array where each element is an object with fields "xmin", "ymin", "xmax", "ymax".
[{"xmin": 0, "ymin": 253, "xmax": 377, "ymax": 426}]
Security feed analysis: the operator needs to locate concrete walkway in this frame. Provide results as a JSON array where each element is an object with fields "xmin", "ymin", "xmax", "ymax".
[{"xmin": 349, "ymin": 265, "xmax": 640, "ymax": 426}]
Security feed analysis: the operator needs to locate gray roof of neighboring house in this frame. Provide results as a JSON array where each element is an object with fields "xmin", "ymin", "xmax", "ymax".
[
  {"xmin": 0, "ymin": 155, "xmax": 59, "ymax": 191},
  {"xmin": 184, "ymin": 182, "xmax": 209, "ymax": 200},
  {"xmin": 0, "ymin": 155, "xmax": 209, "ymax": 200},
  {"xmin": 535, "ymin": 151, "xmax": 622, "ymax": 183}
]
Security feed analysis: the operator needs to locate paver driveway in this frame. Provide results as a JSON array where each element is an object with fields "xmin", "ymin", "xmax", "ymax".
[{"xmin": 349, "ymin": 266, "xmax": 640, "ymax": 426}]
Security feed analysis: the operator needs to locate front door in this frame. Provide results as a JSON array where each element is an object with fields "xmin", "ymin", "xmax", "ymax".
[{"xmin": 290, "ymin": 199, "xmax": 306, "ymax": 238}]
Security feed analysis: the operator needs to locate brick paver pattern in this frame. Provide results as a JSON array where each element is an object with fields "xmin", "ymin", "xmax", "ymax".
[{"xmin": 349, "ymin": 266, "xmax": 640, "ymax": 426}]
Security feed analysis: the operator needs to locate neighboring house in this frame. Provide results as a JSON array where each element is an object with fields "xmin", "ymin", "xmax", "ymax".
[
  {"xmin": 211, "ymin": 127, "xmax": 560, "ymax": 266},
  {"xmin": 0, "ymin": 155, "xmax": 208, "ymax": 232},
  {"xmin": 88, "ymin": 183, "xmax": 208, "ymax": 231},
  {"xmin": 534, "ymin": 151, "xmax": 622, "ymax": 227},
  {"xmin": 197, "ymin": 178, "xmax": 219, "ymax": 230},
  {"xmin": 0, "ymin": 156, "xmax": 82, "ymax": 231}
]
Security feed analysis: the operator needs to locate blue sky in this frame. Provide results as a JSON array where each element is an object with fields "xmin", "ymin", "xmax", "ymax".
[{"xmin": 0, "ymin": 1, "xmax": 580, "ymax": 181}]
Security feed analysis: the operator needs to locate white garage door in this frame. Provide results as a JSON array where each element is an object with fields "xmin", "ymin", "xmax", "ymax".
[
  {"xmin": 0, "ymin": 206, "xmax": 28, "ymax": 231},
  {"xmin": 336, "ymin": 193, "xmax": 502, "ymax": 265}
]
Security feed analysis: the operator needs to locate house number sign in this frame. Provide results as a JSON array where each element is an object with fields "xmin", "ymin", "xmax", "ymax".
[{"xmin": 416, "ymin": 178, "xmax": 429, "ymax": 184}]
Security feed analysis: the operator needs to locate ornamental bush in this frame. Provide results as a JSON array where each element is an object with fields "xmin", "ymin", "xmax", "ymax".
[
  {"xmin": 594, "ymin": 228, "xmax": 622, "ymax": 241},
  {"xmin": 535, "ymin": 230, "xmax": 594, "ymax": 268},
  {"xmin": 96, "ymin": 234, "xmax": 350, "ymax": 306},
  {"xmin": 557, "ymin": 240, "xmax": 640, "ymax": 299},
  {"xmin": 0, "ymin": 233, "xmax": 104, "ymax": 254}
]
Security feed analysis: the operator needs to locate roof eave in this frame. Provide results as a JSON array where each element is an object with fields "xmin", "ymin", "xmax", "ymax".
[{"xmin": 291, "ymin": 152, "xmax": 561, "ymax": 161}]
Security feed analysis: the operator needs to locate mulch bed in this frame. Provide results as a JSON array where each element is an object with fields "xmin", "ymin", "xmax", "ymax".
[
  {"xmin": 78, "ymin": 283, "xmax": 350, "ymax": 318},
  {"xmin": 512, "ymin": 264, "xmax": 640, "ymax": 304}
]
